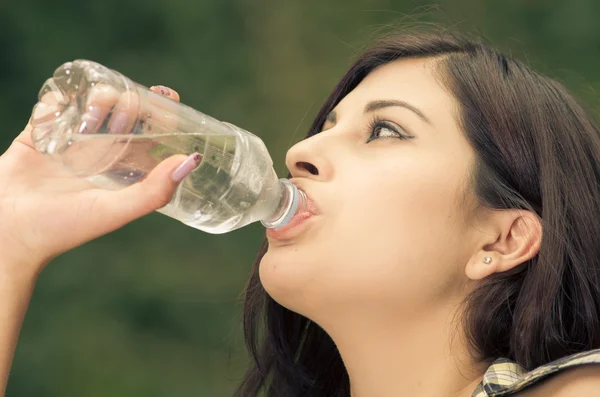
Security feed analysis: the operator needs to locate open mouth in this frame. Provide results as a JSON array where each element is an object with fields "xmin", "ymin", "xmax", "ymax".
[{"xmin": 265, "ymin": 184, "xmax": 321, "ymax": 241}]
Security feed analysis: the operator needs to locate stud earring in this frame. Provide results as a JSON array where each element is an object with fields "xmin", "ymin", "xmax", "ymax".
[{"xmin": 483, "ymin": 256, "xmax": 492, "ymax": 264}]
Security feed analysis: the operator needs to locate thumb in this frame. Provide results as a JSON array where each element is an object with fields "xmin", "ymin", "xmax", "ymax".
[{"xmin": 92, "ymin": 153, "xmax": 202, "ymax": 230}]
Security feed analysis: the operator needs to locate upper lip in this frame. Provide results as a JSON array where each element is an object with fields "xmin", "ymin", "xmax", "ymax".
[{"xmin": 289, "ymin": 178, "xmax": 322, "ymax": 216}]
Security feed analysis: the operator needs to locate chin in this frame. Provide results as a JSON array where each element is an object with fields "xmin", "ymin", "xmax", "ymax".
[{"xmin": 258, "ymin": 250, "xmax": 321, "ymax": 314}]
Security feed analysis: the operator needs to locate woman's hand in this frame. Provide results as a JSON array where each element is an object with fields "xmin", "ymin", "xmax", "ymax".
[{"xmin": 0, "ymin": 85, "xmax": 188, "ymax": 278}]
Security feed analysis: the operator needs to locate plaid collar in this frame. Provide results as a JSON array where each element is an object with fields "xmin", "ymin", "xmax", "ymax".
[{"xmin": 471, "ymin": 348, "xmax": 600, "ymax": 396}]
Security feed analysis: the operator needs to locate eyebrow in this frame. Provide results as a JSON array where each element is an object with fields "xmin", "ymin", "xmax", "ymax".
[
  {"xmin": 326, "ymin": 99, "xmax": 432, "ymax": 125},
  {"xmin": 365, "ymin": 99, "xmax": 431, "ymax": 124}
]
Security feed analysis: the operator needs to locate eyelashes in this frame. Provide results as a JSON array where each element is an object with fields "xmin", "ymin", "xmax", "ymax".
[
  {"xmin": 318, "ymin": 114, "xmax": 414, "ymax": 142},
  {"xmin": 365, "ymin": 116, "xmax": 413, "ymax": 143}
]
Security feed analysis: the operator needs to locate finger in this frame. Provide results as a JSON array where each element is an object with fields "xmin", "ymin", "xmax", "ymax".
[
  {"xmin": 21, "ymin": 87, "xmax": 69, "ymax": 148},
  {"xmin": 24, "ymin": 83, "xmax": 119, "ymax": 150},
  {"xmin": 150, "ymin": 85, "xmax": 180, "ymax": 102},
  {"xmin": 79, "ymin": 84, "xmax": 120, "ymax": 134},
  {"xmin": 144, "ymin": 85, "xmax": 181, "ymax": 133},
  {"xmin": 12, "ymin": 120, "xmax": 34, "ymax": 149},
  {"xmin": 89, "ymin": 153, "xmax": 202, "ymax": 231},
  {"xmin": 107, "ymin": 90, "xmax": 140, "ymax": 134}
]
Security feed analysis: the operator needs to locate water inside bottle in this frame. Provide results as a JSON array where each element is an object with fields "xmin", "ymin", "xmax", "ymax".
[{"xmin": 70, "ymin": 132, "xmax": 278, "ymax": 233}]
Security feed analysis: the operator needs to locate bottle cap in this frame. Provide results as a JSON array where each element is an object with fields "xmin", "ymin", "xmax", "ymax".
[{"xmin": 261, "ymin": 179, "xmax": 307, "ymax": 229}]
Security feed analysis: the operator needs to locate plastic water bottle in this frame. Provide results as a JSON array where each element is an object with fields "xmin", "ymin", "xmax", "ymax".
[{"xmin": 28, "ymin": 59, "xmax": 306, "ymax": 234}]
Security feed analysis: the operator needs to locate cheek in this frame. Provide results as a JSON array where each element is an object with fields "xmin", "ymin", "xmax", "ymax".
[
  {"xmin": 259, "ymin": 153, "xmax": 470, "ymax": 317},
  {"xmin": 337, "ymin": 156, "xmax": 461, "ymax": 239},
  {"xmin": 323, "ymin": 158, "xmax": 468, "ymax": 294}
]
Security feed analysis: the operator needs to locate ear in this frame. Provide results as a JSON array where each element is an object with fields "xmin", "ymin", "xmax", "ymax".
[{"xmin": 465, "ymin": 210, "xmax": 542, "ymax": 280}]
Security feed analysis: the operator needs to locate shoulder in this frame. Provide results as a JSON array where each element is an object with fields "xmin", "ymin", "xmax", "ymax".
[{"xmin": 515, "ymin": 364, "xmax": 600, "ymax": 397}]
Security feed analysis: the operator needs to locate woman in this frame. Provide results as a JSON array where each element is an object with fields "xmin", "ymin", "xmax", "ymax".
[{"xmin": 1, "ymin": 30, "xmax": 600, "ymax": 397}]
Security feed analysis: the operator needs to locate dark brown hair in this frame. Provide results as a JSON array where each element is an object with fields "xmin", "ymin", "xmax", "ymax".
[{"xmin": 234, "ymin": 29, "xmax": 600, "ymax": 397}]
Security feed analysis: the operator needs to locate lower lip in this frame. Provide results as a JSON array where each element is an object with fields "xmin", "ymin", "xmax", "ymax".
[{"xmin": 265, "ymin": 211, "xmax": 316, "ymax": 241}]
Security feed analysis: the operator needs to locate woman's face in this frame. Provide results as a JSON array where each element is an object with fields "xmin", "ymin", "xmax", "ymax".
[{"xmin": 260, "ymin": 57, "xmax": 480, "ymax": 328}]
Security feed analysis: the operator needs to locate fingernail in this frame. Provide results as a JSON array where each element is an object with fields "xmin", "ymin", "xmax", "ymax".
[
  {"xmin": 78, "ymin": 106, "xmax": 103, "ymax": 134},
  {"xmin": 156, "ymin": 85, "xmax": 171, "ymax": 96},
  {"xmin": 171, "ymin": 153, "xmax": 202, "ymax": 182},
  {"xmin": 108, "ymin": 112, "xmax": 130, "ymax": 134}
]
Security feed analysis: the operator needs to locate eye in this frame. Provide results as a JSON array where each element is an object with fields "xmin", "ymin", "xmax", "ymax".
[{"xmin": 366, "ymin": 118, "xmax": 412, "ymax": 143}]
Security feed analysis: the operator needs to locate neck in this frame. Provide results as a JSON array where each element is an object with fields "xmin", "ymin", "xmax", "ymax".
[{"xmin": 323, "ymin": 302, "xmax": 488, "ymax": 397}]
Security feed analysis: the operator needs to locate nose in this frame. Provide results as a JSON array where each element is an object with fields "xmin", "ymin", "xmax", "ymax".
[{"xmin": 285, "ymin": 134, "xmax": 333, "ymax": 180}]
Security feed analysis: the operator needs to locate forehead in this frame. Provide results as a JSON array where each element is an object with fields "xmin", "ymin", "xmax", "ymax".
[{"xmin": 337, "ymin": 57, "xmax": 458, "ymax": 125}]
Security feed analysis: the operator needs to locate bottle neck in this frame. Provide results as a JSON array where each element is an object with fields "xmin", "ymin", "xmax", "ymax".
[{"xmin": 261, "ymin": 179, "xmax": 307, "ymax": 229}]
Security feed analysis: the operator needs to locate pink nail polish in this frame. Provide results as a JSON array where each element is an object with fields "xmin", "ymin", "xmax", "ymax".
[
  {"xmin": 108, "ymin": 112, "xmax": 130, "ymax": 134},
  {"xmin": 157, "ymin": 85, "xmax": 171, "ymax": 96},
  {"xmin": 78, "ymin": 106, "xmax": 103, "ymax": 134},
  {"xmin": 171, "ymin": 153, "xmax": 202, "ymax": 182}
]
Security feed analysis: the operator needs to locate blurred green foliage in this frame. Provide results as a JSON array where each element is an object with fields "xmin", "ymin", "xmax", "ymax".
[{"xmin": 1, "ymin": 0, "xmax": 599, "ymax": 395}]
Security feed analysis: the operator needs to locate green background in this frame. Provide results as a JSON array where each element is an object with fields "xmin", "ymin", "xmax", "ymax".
[{"xmin": 1, "ymin": 1, "xmax": 599, "ymax": 395}]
